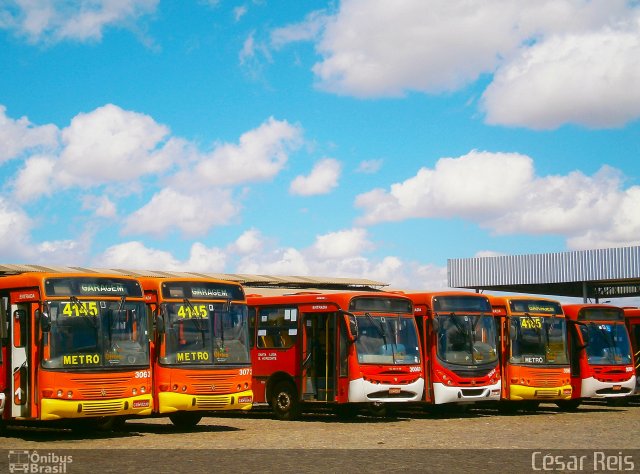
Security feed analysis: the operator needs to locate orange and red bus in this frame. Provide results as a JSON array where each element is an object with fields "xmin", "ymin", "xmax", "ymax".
[
  {"xmin": 623, "ymin": 307, "xmax": 640, "ymax": 395},
  {"xmin": 561, "ymin": 304, "xmax": 634, "ymax": 408},
  {"xmin": 408, "ymin": 292, "xmax": 501, "ymax": 406},
  {"xmin": 247, "ymin": 291, "xmax": 423, "ymax": 419},
  {"xmin": 140, "ymin": 277, "xmax": 252, "ymax": 427},
  {"xmin": 489, "ymin": 295, "xmax": 572, "ymax": 408},
  {"xmin": 0, "ymin": 272, "xmax": 152, "ymax": 429}
]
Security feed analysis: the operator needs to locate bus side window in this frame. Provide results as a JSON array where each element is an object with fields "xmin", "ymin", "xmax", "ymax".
[
  {"xmin": 248, "ymin": 307, "xmax": 256, "ymax": 349},
  {"xmin": 257, "ymin": 307, "xmax": 297, "ymax": 349}
]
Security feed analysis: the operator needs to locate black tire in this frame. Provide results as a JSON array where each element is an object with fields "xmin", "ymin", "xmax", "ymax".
[
  {"xmin": 334, "ymin": 403, "xmax": 359, "ymax": 420},
  {"xmin": 271, "ymin": 381, "xmax": 301, "ymax": 421},
  {"xmin": 169, "ymin": 412, "xmax": 203, "ymax": 429},
  {"xmin": 556, "ymin": 399, "xmax": 581, "ymax": 411}
]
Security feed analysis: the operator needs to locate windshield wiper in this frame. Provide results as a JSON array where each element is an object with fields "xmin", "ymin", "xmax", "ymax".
[{"xmin": 183, "ymin": 298, "xmax": 206, "ymax": 346}]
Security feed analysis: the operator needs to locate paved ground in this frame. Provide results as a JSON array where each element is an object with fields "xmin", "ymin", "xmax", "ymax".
[{"xmin": 2, "ymin": 400, "xmax": 639, "ymax": 473}]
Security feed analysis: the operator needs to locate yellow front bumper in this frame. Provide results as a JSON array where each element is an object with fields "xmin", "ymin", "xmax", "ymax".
[
  {"xmin": 157, "ymin": 390, "xmax": 253, "ymax": 413},
  {"xmin": 509, "ymin": 384, "xmax": 572, "ymax": 401},
  {"xmin": 40, "ymin": 394, "xmax": 153, "ymax": 421}
]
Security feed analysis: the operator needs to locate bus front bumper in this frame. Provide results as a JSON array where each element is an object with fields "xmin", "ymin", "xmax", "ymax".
[
  {"xmin": 432, "ymin": 380, "xmax": 502, "ymax": 405},
  {"xmin": 581, "ymin": 375, "xmax": 636, "ymax": 399},
  {"xmin": 40, "ymin": 394, "xmax": 153, "ymax": 421},
  {"xmin": 348, "ymin": 377, "xmax": 424, "ymax": 403},
  {"xmin": 509, "ymin": 384, "xmax": 572, "ymax": 401},
  {"xmin": 157, "ymin": 389, "xmax": 253, "ymax": 413}
]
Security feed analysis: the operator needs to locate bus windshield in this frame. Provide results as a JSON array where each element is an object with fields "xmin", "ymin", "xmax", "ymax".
[
  {"xmin": 435, "ymin": 313, "xmax": 498, "ymax": 365},
  {"xmin": 510, "ymin": 315, "xmax": 569, "ymax": 365},
  {"xmin": 355, "ymin": 315, "xmax": 420, "ymax": 365},
  {"xmin": 579, "ymin": 323, "xmax": 632, "ymax": 365},
  {"xmin": 160, "ymin": 301, "xmax": 250, "ymax": 366},
  {"xmin": 43, "ymin": 299, "xmax": 149, "ymax": 369}
]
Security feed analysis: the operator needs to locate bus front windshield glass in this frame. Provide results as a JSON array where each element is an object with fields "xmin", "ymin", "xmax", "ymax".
[
  {"xmin": 579, "ymin": 323, "xmax": 632, "ymax": 365},
  {"xmin": 160, "ymin": 301, "xmax": 250, "ymax": 366},
  {"xmin": 43, "ymin": 299, "xmax": 149, "ymax": 369},
  {"xmin": 435, "ymin": 314, "xmax": 498, "ymax": 365},
  {"xmin": 355, "ymin": 315, "xmax": 420, "ymax": 365},
  {"xmin": 510, "ymin": 316, "xmax": 569, "ymax": 365}
]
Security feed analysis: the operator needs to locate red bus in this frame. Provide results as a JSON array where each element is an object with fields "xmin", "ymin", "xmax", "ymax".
[
  {"xmin": 139, "ymin": 277, "xmax": 252, "ymax": 427},
  {"xmin": 489, "ymin": 295, "xmax": 572, "ymax": 408},
  {"xmin": 623, "ymin": 307, "xmax": 640, "ymax": 395},
  {"xmin": 408, "ymin": 291, "xmax": 501, "ymax": 406},
  {"xmin": 0, "ymin": 272, "xmax": 152, "ymax": 429},
  {"xmin": 561, "ymin": 304, "xmax": 635, "ymax": 408},
  {"xmin": 247, "ymin": 291, "xmax": 423, "ymax": 420}
]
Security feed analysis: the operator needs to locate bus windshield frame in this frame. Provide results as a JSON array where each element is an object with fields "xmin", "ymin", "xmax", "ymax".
[
  {"xmin": 579, "ymin": 322, "xmax": 632, "ymax": 366},
  {"xmin": 434, "ymin": 312, "xmax": 498, "ymax": 366},
  {"xmin": 354, "ymin": 314, "xmax": 421, "ymax": 365},
  {"xmin": 159, "ymin": 300, "xmax": 250, "ymax": 367},
  {"xmin": 42, "ymin": 298, "xmax": 150, "ymax": 370},
  {"xmin": 509, "ymin": 314, "xmax": 569, "ymax": 366}
]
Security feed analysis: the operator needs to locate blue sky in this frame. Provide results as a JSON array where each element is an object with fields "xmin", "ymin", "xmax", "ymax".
[{"xmin": 0, "ymin": 0, "xmax": 639, "ymax": 296}]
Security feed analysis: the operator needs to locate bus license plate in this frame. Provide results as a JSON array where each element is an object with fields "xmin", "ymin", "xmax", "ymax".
[
  {"xmin": 613, "ymin": 385, "xmax": 622, "ymax": 391},
  {"xmin": 389, "ymin": 387, "xmax": 400, "ymax": 395}
]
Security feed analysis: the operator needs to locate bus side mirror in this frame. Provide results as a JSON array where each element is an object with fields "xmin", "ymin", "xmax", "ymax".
[
  {"xmin": 341, "ymin": 311, "xmax": 358, "ymax": 342},
  {"xmin": 431, "ymin": 317, "xmax": 439, "ymax": 332},
  {"xmin": 509, "ymin": 322, "xmax": 517, "ymax": 339},
  {"xmin": 38, "ymin": 310, "xmax": 51, "ymax": 333}
]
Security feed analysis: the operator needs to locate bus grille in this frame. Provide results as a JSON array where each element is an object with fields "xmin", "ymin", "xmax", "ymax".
[
  {"xmin": 367, "ymin": 390, "xmax": 414, "ymax": 399},
  {"xmin": 81, "ymin": 401, "xmax": 123, "ymax": 416},
  {"xmin": 71, "ymin": 377, "xmax": 130, "ymax": 399},
  {"xmin": 192, "ymin": 383, "xmax": 233, "ymax": 394},
  {"xmin": 534, "ymin": 389, "xmax": 561, "ymax": 398},
  {"xmin": 529, "ymin": 371, "xmax": 563, "ymax": 388},
  {"xmin": 196, "ymin": 397, "xmax": 231, "ymax": 409}
]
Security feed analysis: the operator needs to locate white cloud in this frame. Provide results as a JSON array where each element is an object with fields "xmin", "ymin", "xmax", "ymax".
[
  {"xmin": 0, "ymin": 105, "xmax": 58, "ymax": 162},
  {"xmin": 356, "ymin": 150, "xmax": 534, "ymax": 223},
  {"xmin": 82, "ymin": 195, "xmax": 117, "ymax": 219},
  {"xmin": 310, "ymin": 228, "xmax": 372, "ymax": 259},
  {"xmin": 59, "ymin": 104, "xmax": 174, "ymax": 186},
  {"xmin": 289, "ymin": 157, "xmax": 341, "ymax": 196},
  {"xmin": 233, "ymin": 6, "xmax": 247, "ymax": 22},
  {"xmin": 239, "ymin": 31, "xmax": 256, "ymax": 65},
  {"xmin": 0, "ymin": 0, "xmax": 158, "ymax": 44},
  {"xmin": 356, "ymin": 159, "xmax": 383, "ymax": 174},
  {"xmin": 277, "ymin": 0, "xmax": 640, "ymax": 128},
  {"xmin": 0, "ymin": 196, "xmax": 35, "ymax": 260},
  {"xmin": 355, "ymin": 151, "xmax": 640, "ymax": 250},
  {"xmin": 482, "ymin": 26, "xmax": 640, "ymax": 129},
  {"xmin": 13, "ymin": 155, "xmax": 56, "ymax": 202},
  {"xmin": 184, "ymin": 243, "xmax": 227, "ymax": 272},
  {"xmin": 171, "ymin": 117, "xmax": 303, "ymax": 190},
  {"xmin": 229, "ymin": 228, "xmax": 264, "ymax": 255},
  {"xmin": 95, "ymin": 241, "xmax": 181, "ymax": 269},
  {"xmin": 271, "ymin": 10, "xmax": 328, "ymax": 48},
  {"xmin": 121, "ymin": 187, "xmax": 239, "ymax": 237}
]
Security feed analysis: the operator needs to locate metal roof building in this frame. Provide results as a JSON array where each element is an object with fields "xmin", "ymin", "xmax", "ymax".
[
  {"xmin": 448, "ymin": 246, "xmax": 640, "ymax": 302},
  {"xmin": 0, "ymin": 264, "xmax": 388, "ymax": 292}
]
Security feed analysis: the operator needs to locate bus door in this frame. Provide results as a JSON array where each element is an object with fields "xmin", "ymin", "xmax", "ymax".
[
  {"xmin": 0, "ymin": 298, "xmax": 7, "ymax": 418},
  {"xmin": 10, "ymin": 301, "xmax": 30, "ymax": 418},
  {"xmin": 301, "ymin": 309, "xmax": 336, "ymax": 403},
  {"xmin": 413, "ymin": 305, "xmax": 432, "ymax": 402}
]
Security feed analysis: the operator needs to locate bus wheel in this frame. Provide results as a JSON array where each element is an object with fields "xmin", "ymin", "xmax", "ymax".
[
  {"xmin": 556, "ymin": 399, "xmax": 581, "ymax": 411},
  {"xmin": 271, "ymin": 381, "xmax": 301, "ymax": 421},
  {"xmin": 335, "ymin": 403, "xmax": 359, "ymax": 420},
  {"xmin": 169, "ymin": 412, "xmax": 203, "ymax": 429}
]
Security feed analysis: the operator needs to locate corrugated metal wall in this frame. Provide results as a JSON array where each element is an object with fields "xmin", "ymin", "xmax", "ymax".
[{"xmin": 448, "ymin": 246, "xmax": 640, "ymax": 287}]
